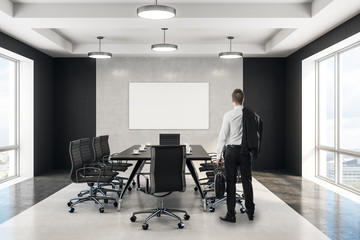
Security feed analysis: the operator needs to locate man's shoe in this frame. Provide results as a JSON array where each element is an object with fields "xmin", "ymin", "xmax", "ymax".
[{"xmin": 219, "ymin": 213, "xmax": 236, "ymax": 223}]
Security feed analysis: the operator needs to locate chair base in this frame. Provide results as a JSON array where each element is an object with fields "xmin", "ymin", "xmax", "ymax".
[
  {"xmin": 130, "ymin": 197, "xmax": 190, "ymax": 229},
  {"xmin": 67, "ymin": 185, "xmax": 118, "ymax": 213},
  {"xmin": 207, "ymin": 192, "xmax": 246, "ymax": 213},
  {"xmin": 77, "ymin": 181, "xmax": 122, "ymax": 197}
]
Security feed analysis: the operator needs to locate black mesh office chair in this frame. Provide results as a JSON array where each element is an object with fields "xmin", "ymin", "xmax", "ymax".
[
  {"xmin": 80, "ymin": 138, "xmax": 124, "ymax": 197},
  {"xmin": 93, "ymin": 136, "xmax": 135, "ymax": 190},
  {"xmin": 80, "ymin": 138, "xmax": 118, "ymax": 177},
  {"xmin": 135, "ymin": 133, "xmax": 183, "ymax": 190},
  {"xmin": 130, "ymin": 145, "xmax": 190, "ymax": 230},
  {"xmin": 96, "ymin": 135, "xmax": 133, "ymax": 170},
  {"xmin": 77, "ymin": 138, "xmax": 116, "ymax": 197},
  {"xmin": 159, "ymin": 133, "xmax": 180, "ymax": 145},
  {"xmin": 67, "ymin": 139, "xmax": 118, "ymax": 213}
]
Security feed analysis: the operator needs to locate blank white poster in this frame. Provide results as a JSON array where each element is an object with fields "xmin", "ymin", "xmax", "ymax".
[{"xmin": 129, "ymin": 83, "xmax": 209, "ymax": 129}]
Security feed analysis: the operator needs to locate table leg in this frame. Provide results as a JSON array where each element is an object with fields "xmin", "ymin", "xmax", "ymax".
[
  {"xmin": 117, "ymin": 160, "xmax": 143, "ymax": 211},
  {"xmin": 186, "ymin": 160, "xmax": 207, "ymax": 211}
]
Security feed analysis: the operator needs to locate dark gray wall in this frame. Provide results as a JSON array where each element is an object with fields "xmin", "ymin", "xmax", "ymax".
[
  {"xmin": 53, "ymin": 58, "xmax": 96, "ymax": 169},
  {"xmin": 243, "ymin": 58, "xmax": 286, "ymax": 170},
  {"xmin": 285, "ymin": 13, "xmax": 360, "ymax": 175},
  {"xmin": 0, "ymin": 32, "xmax": 54, "ymax": 176}
]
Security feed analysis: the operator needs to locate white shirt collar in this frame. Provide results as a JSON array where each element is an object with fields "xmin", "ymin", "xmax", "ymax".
[{"xmin": 234, "ymin": 105, "xmax": 243, "ymax": 110}]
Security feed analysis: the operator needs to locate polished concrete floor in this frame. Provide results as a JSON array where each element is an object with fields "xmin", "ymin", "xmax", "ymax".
[
  {"xmin": 254, "ymin": 171, "xmax": 360, "ymax": 240},
  {"xmin": 0, "ymin": 170, "xmax": 71, "ymax": 224},
  {"xmin": 0, "ymin": 170, "xmax": 358, "ymax": 240}
]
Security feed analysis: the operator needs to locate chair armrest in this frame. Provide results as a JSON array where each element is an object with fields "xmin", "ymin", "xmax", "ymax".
[
  {"xmin": 108, "ymin": 154, "xmax": 124, "ymax": 164},
  {"xmin": 137, "ymin": 174, "xmax": 150, "ymax": 193},
  {"xmin": 76, "ymin": 166, "xmax": 101, "ymax": 183},
  {"xmin": 84, "ymin": 162, "xmax": 108, "ymax": 173}
]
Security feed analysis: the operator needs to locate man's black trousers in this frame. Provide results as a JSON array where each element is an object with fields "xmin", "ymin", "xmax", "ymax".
[{"xmin": 224, "ymin": 145, "xmax": 255, "ymax": 215}]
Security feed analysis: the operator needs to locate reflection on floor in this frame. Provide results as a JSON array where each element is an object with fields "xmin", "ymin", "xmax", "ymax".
[
  {"xmin": 254, "ymin": 171, "xmax": 360, "ymax": 240},
  {"xmin": 0, "ymin": 170, "xmax": 71, "ymax": 224},
  {"xmin": 0, "ymin": 170, "xmax": 358, "ymax": 240}
]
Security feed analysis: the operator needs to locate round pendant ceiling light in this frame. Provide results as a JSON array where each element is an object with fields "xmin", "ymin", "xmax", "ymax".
[
  {"xmin": 137, "ymin": 0, "xmax": 176, "ymax": 20},
  {"xmin": 151, "ymin": 28, "xmax": 178, "ymax": 52},
  {"xmin": 88, "ymin": 36, "xmax": 112, "ymax": 59},
  {"xmin": 219, "ymin": 36, "xmax": 243, "ymax": 59}
]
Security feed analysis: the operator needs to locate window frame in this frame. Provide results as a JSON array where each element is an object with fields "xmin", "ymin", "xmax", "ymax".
[
  {"xmin": 0, "ymin": 53, "xmax": 20, "ymax": 183},
  {"xmin": 315, "ymin": 41, "xmax": 360, "ymax": 194}
]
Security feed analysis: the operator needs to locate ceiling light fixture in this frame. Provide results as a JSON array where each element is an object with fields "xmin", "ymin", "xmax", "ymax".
[
  {"xmin": 88, "ymin": 36, "xmax": 112, "ymax": 59},
  {"xmin": 151, "ymin": 28, "xmax": 178, "ymax": 52},
  {"xmin": 219, "ymin": 36, "xmax": 243, "ymax": 59},
  {"xmin": 137, "ymin": 0, "xmax": 176, "ymax": 20}
]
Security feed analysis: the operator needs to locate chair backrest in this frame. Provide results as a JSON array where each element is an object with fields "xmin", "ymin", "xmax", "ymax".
[
  {"xmin": 79, "ymin": 138, "xmax": 92, "ymax": 165},
  {"xmin": 69, "ymin": 139, "xmax": 83, "ymax": 182},
  {"xmin": 150, "ymin": 145, "xmax": 186, "ymax": 194},
  {"xmin": 99, "ymin": 135, "xmax": 110, "ymax": 156},
  {"xmin": 159, "ymin": 133, "xmax": 180, "ymax": 145},
  {"xmin": 92, "ymin": 136, "xmax": 103, "ymax": 161}
]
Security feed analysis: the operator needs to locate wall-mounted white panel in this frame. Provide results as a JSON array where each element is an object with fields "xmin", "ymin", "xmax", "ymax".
[{"xmin": 129, "ymin": 83, "xmax": 209, "ymax": 129}]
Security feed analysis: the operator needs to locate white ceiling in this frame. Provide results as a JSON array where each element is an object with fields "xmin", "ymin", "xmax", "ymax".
[{"xmin": 1, "ymin": 0, "xmax": 359, "ymax": 57}]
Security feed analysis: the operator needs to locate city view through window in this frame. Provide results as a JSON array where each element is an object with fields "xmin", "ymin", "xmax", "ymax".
[
  {"xmin": 318, "ymin": 43, "xmax": 360, "ymax": 192},
  {"xmin": 0, "ymin": 56, "xmax": 17, "ymax": 182}
]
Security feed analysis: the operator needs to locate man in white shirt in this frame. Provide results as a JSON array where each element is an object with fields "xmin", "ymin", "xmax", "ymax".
[{"xmin": 217, "ymin": 89, "xmax": 255, "ymax": 223}]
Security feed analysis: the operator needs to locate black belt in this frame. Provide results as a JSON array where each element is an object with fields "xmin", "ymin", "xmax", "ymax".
[{"xmin": 227, "ymin": 145, "xmax": 241, "ymax": 148}]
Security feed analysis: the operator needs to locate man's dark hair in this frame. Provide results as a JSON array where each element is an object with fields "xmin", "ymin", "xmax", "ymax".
[{"xmin": 232, "ymin": 89, "xmax": 244, "ymax": 105}]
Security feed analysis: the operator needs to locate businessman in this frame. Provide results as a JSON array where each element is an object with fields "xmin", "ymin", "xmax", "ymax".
[{"xmin": 216, "ymin": 88, "xmax": 262, "ymax": 223}]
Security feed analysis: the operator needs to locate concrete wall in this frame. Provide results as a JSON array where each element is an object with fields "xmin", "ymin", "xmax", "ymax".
[{"xmin": 97, "ymin": 57, "xmax": 243, "ymax": 153}]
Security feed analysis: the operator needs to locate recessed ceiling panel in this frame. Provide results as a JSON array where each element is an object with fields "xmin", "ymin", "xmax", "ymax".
[{"xmin": 54, "ymin": 28, "xmax": 281, "ymax": 45}]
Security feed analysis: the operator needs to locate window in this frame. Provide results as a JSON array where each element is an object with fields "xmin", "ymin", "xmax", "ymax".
[
  {"xmin": 316, "ymin": 42, "xmax": 360, "ymax": 193},
  {"xmin": 318, "ymin": 56, "xmax": 335, "ymax": 148},
  {"xmin": 0, "ymin": 55, "xmax": 18, "ymax": 182}
]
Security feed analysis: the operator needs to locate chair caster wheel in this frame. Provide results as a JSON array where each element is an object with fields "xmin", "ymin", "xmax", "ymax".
[
  {"xmin": 157, "ymin": 213, "xmax": 161, "ymax": 217},
  {"xmin": 128, "ymin": 187, "xmax": 132, "ymax": 191},
  {"xmin": 194, "ymin": 187, "xmax": 198, "ymax": 191},
  {"xmin": 184, "ymin": 214, "xmax": 190, "ymax": 220},
  {"xmin": 240, "ymin": 208, "xmax": 246, "ymax": 213},
  {"xmin": 130, "ymin": 216, "xmax": 137, "ymax": 222},
  {"xmin": 210, "ymin": 199, "xmax": 215, "ymax": 203},
  {"xmin": 77, "ymin": 194, "xmax": 82, "ymax": 197},
  {"xmin": 142, "ymin": 223, "xmax": 149, "ymax": 230},
  {"xmin": 99, "ymin": 208, "xmax": 104, "ymax": 213},
  {"xmin": 132, "ymin": 181, "xmax": 136, "ymax": 186},
  {"xmin": 209, "ymin": 207, "xmax": 215, "ymax": 212},
  {"xmin": 67, "ymin": 202, "xmax": 72, "ymax": 207},
  {"xmin": 113, "ymin": 201, "xmax": 118, "ymax": 208},
  {"xmin": 104, "ymin": 199, "xmax": 108, "ymax": 203},
  {"xmin": 68, "ymin": 207, "xmax": 74, "ymax": 213},
  {"xmin": 178, "ymin": 222, "xmax": 185, "ymax": 229}
]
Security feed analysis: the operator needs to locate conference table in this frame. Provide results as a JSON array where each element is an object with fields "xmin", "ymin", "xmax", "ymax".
[{"xmin": 111, "ymin": 145, "xmax": 212, "ymax": 211}]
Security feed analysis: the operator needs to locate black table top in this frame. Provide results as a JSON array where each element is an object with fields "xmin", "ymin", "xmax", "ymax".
[{"xmin": 111, "ymin": 145, "xmax": 211, "ymax": 161}]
